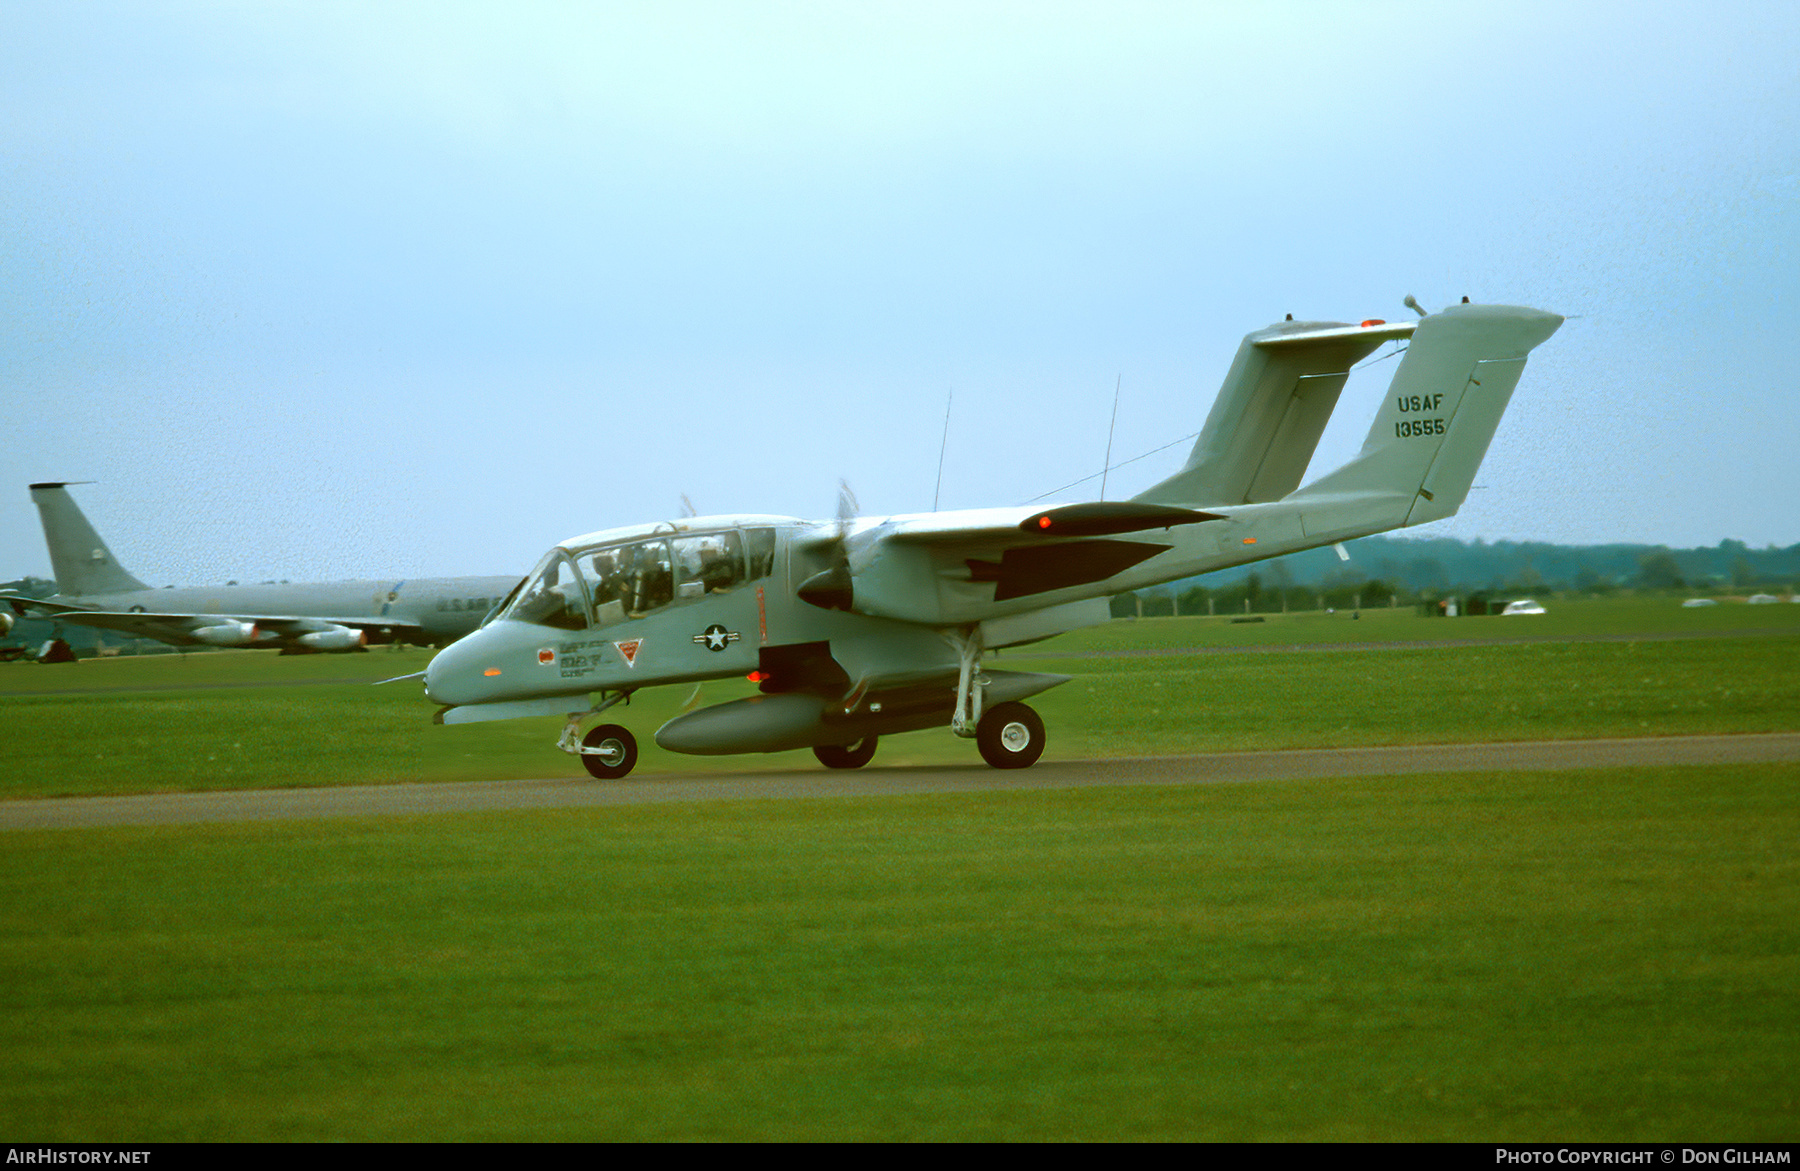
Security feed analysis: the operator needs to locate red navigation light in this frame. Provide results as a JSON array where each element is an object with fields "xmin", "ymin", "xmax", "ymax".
[
  {"xmin": 1037, "ymin": 516, "xmax": 1052, "ymax": 530},
  {"xmin": 1360, "ymin": 319, "xmax": 1386, "ymax": 327},
  {"xmin": 747, "ymin": 670, "xmax": 768, "ymax": 683}
]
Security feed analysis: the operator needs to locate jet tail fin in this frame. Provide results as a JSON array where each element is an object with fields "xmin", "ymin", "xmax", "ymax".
[
  {"xmin": 1288, "ymin": 302, "xmax": 1562, "ymax": 530},
  {"xmin": 28, "ymin": 483, "xmax": 149, "ymax": 597},
  {"xmin": 1134, "ymin": 318, "xmax": 1416, "ymax": 508}
]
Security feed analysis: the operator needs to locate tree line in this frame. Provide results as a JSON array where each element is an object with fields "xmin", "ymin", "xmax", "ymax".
[{"xmin": 1110, "ymin": 535, "xmax": 1799, "ymax": 617}]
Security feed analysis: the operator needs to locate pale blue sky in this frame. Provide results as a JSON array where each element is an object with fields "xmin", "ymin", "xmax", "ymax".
[{"xmin": 3, "ymin": 1, "xmax": 1796, "ymax": 584}]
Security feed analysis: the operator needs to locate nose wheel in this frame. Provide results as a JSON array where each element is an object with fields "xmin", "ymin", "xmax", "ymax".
[
  {"xmin": 579, "ymin": 724, "xmax": 639, "ymax": 780},
  {"xmin": 976, "ymin": 702, "xmax": 1045, "ymax": 769}
]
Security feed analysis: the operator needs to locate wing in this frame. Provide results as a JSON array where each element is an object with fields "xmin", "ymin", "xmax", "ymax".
[
  {"xmin": 876, "ymin": 500, "xmax": 1225, "ymax": 544},
  {"xmin": 829, "ymin": 501, "xmax": 1224, "ymax": 627},
  {"xmin": 5, "ymin": 599, "xmax": 423, "ymax": 652}
]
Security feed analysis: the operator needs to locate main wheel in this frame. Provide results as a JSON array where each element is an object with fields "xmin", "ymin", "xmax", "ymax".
[
  {"xmin": 580, "ymin": 724, "xmax": 638, "ymax": 780},
  {"xmin": 813, "ymin": 736, "xmax": 878, "ymax": 770},
  {"xmin": 976, "ymin": 702, "xmax": 1045, "ymax": 769}
]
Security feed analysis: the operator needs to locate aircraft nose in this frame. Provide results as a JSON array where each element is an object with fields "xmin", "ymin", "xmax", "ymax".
[{"xmin": 423, "ymin": 632, "xmax": 488, "ymax": 706}]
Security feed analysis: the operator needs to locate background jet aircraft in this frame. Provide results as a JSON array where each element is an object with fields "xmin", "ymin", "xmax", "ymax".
[
  {"xmin": 423, "ymin": 301, "xmax": 1562, "ymax": 778},
  {"xmin": 5, "ymin": 483, "xmax": 522, "ymax": 653}
]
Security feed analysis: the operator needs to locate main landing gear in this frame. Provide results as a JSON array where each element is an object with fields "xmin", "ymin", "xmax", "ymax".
[
  {"xmin": 946, "ymin": 627, "xmax": 1047, "ymax": 769},
  {"xmin": 975, "ymin": 702, "xmax": 1045, "ymax": 769}
]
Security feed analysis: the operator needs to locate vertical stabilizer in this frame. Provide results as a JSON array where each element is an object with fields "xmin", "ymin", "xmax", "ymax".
[
  {"xmin": 28, "ymin": 483, "xmax": 149, "ymax": 597},
  {"xmin": 1289, "ymin": 303, "xmax": 1562, "ymax": 527},
  {"xmin": 1134, "ymin": 318, "xmax": 1415, "ymax": 507}
]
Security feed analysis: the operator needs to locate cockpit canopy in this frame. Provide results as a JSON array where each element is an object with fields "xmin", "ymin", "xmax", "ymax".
[{"xmin": 497, "ymin": 525, "xmax": 780, "ymax": 631}]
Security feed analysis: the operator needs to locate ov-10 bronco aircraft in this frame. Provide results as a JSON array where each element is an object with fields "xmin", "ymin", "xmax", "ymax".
[
  {"xmin": 422, "ymin": 300, "xmax": 1562, "ymax": 778},
  {"xmin": 5, "ymin": 483, "xmax": 523, "ymax": 653}
]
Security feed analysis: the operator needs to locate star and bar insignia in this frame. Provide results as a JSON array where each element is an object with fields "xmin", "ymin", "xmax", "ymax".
[{"xmin": 693, "ymin": 624, "xmax": 741, "ymax": 652}]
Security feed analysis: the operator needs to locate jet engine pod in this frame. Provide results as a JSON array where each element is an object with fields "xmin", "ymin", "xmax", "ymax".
[
  {"xmin": 192, "ymin": 620, "xmax": 261, "ymax": 647},
  {"xmin": 295, "ymin": 625, "xmax": 367, "ymax": 652}
]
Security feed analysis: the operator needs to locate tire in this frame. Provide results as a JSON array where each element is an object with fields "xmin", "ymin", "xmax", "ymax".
[
  {"xmin": 976, "ymin": 702, "xmax": 1045, "ymax": 769},
  {"xmin": 580, "ymin": 724, "xmax": 638, "ymax": 780},
  {"xmin": 813, "ymin": 736, "xmax": 878, "ymax": 769}
]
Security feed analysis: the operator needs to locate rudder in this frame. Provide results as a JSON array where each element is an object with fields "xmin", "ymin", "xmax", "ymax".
[{"xmin": 29, "ymin": 483, "xmax": 149, "ymax": 597}]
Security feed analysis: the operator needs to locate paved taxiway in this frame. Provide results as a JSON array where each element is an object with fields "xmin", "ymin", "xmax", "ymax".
[{"xmin": 4, "ymin": 732, "xmax": 1797, "ymax": 831}]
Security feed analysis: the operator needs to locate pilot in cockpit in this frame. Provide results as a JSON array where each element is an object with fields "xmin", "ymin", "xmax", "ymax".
[
  {"xmin": 676, "ymin": 532, "xmax": 743, "ymax": 597},
  {"xmin": 588, "ymin": 549, "xmax": 621, "ymax": 605},
  {"xmin": 623, "ymin": 542, "xmax": 673, "ymax": 614}
]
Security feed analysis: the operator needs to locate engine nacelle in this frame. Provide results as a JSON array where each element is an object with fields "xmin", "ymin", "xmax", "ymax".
[
  {"xmin": 192, "ymin": 620, "xmax": 261, "ymax": 647},
  {"xmin": 295, "ymin": 625, "xmax": 366, "ymax": 652}
]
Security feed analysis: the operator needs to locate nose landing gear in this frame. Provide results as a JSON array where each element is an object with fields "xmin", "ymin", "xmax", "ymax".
[
  {"xmin": 579, "ymin": 724, "xmax": 639, "ymax": 780},
  {"xmin": 556, "ymin": 690, "xmax": 641, "ymax": 780}
]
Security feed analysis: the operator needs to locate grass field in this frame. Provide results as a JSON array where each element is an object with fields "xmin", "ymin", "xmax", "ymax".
[
  {"xmin": 1, "ymin": 763, "xmax": 1793, "ymax": 1140},
  {"xmin": 1, "ymin": 596, "xmax": 1795, "ymax": 1140},
  {"xmin": 1, "ymin": 595, "xmax": 1796, "ymax": 798}
]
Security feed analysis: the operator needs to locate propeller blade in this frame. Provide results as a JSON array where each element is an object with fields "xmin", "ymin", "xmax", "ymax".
[{"xmin": 798, "ymin": 479, "xmax": 860, "ymax": 611}]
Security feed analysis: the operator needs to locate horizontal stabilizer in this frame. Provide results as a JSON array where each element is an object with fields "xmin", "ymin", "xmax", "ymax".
[{"xmin": 1254, "ymin": 320, "xmax": 1416, "ymax": 349}]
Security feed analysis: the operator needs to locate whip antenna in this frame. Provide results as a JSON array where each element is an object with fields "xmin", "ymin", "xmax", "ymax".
[
  {"xmin": 933, "ymin": 387, "xmax": 953, "ymax": 511},
  {"xmin": 1100, "ymin": 374, "xmax": 1121, "ymax": 501}
]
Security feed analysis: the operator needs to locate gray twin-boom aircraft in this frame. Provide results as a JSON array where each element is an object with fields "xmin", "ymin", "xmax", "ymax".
[
  {"xmin": 422, "ymin": 299, "xmax": 1562, "ymax": 778},
  {"xmin": 7, "ymin": 483, "xmax": 522, "ymax": 653}
]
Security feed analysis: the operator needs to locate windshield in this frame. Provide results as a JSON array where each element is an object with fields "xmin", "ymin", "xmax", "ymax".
[
  {"xmin": 499, "ymin": 550, "xmax": 590, "ymax": 631},
  {"xmin": 478, "ymin": 577, "xmax": 527, "ymax": 628}
]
